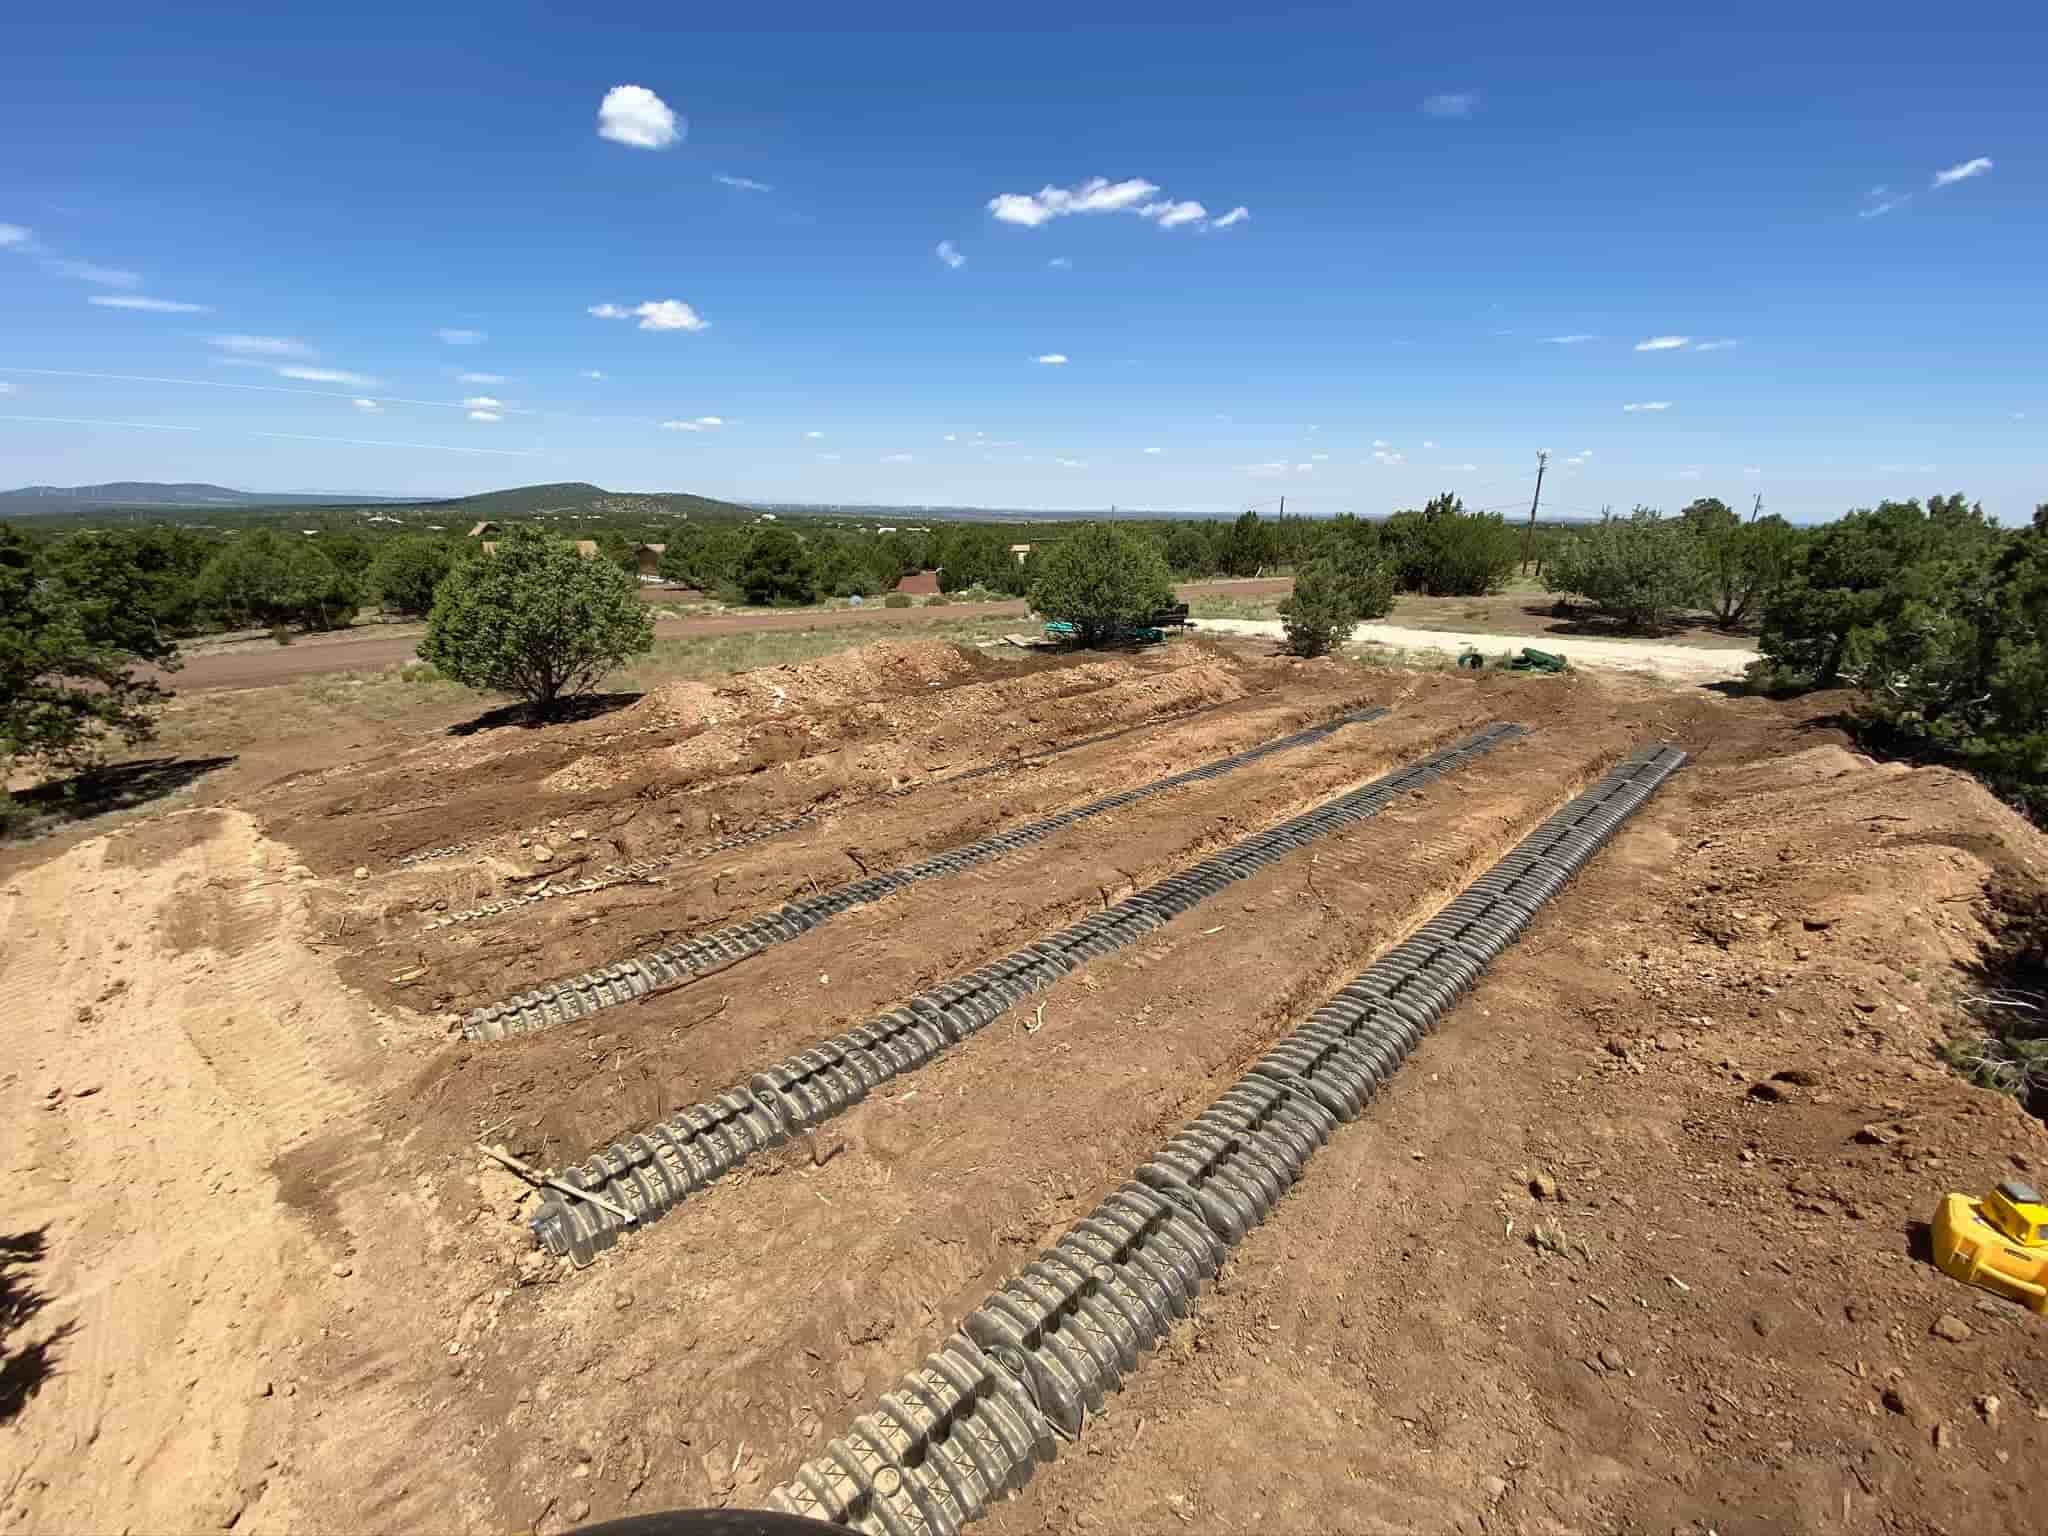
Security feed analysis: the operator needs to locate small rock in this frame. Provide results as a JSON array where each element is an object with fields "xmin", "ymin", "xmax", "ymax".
[
  {"xmin": 331, "ymin": 1262, "xmax": 353, "ymax": 1278},
  {"xmin": 1881, "ymin": 1385, "xmax": 1912, "ymax": 1417},
  {"xmin": 570, "ymin": 830, "xmax": 588, "ymax": 841},
  {"xmin": 1773, "ymin": 1067, "xmax": 1824, "ymax": 1087},
  {"xmin": 565, "ymin": 1499, "xmax": 591, "ymax": 1523},
  {"xmin": 531, "ymin": 846, "xmax": 555, "ymax": 864},
  {"xmin": 1853, "ymin": 998, "xmax": 1880, "ymax": 1014},
  {"xmin": 1598, "ymin": 1346, "xmax": 1626, "ymax": 1372},
  {"xmin": 1978, "ymin": 1393, "xmax": 2002, "ymax": 1427},
  {"xmin": 1933, "ymin": 1421, "xmax": 1951, "ymax": 1450},
  {"xmin": 256, "ymin": 1380, "xmax": 274, "ymax": 1399},
  {"xmin": 1529, "ymin": 1172, "xmax": 1559, "ymax": 1201},
  {"xmin": 1854, "ymin": 1124, "xmax": 1895, "ymax": 1146},
  {"xmin": 1748, "ymin": 1081, "xmax": 1787, "ymax": 1103},
  {"xmin": 1931, "ymin": 1314, "xmax": 1972, "ymax": 1343},
  {"xmin": 353, "ymin": 866, "xmax": 369, "ymax": 880},
  {"xmin": 73, "ymin": 1082, "xmax": 102, "ymax": 1099},
  {"xmin": 1476, "ymin": 1475, "xmax": 1508, "ymax": 1502}
]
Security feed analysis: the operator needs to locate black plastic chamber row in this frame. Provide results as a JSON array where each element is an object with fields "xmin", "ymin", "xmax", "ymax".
[
  {"xmin": 464, "ymin": 706, "xmax": 1393, "ymax": 1042},
  {"xmin": 527, "ymin": 723, "xmax": 1525, "ymax": 1266},
  {"xmin": 761, "ymin": 744, "xmax": 1687, "ymax": 1536}
]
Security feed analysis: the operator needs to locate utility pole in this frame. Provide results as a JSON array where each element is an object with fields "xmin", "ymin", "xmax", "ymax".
[
  {"xmin": 1749, "ymin": 492, "xmax": 1763, "ymax": 524},
  {"xmin": 1278, "ymin": 495, "xmax": 1286, "ymax": 518},
  {"xmin": 1520, "ymin": 450, "xmax": 1548, "ymax": 572}
]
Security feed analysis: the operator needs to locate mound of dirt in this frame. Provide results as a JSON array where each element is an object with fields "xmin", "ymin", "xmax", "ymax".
[{"xmin": 633, "ymin": 638, "xmax": 978, "ymax": 728}]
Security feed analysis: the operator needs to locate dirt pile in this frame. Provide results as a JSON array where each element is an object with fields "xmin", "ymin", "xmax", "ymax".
[{"xmin": 632, "ymin": 637, "xmax": 978, "ymax": 729}]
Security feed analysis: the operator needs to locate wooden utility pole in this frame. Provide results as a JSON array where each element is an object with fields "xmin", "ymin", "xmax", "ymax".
[
  {"xmin": 1749, "ymin": 492, "xmax": 1763, "ymax": 523},
  {"xmin": 1278, "ymin": 495, "xmax": 1286, "ymax": 518},
  {"xmin": 1520, "ymin": 451, "xmax": 1549, "ymax": 571}
]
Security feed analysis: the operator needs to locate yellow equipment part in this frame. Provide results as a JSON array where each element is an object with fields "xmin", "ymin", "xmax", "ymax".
[{"xmin": 1931, "ymin": 1179, "xmax": 2048, "ymax": 1314}]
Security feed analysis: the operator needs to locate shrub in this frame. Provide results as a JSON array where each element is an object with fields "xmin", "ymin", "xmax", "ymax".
[
  {"xmin": 883, "ymin": 592, "xmax": 912, "ymax": 609},
  {"xmin": 419, "ymin": 526, "xmax": 654, "ymax": 718},
  {"xmin": 1381, "ymin": 495, "xmax": 1518, "ymax": 595},
  {"xmin": 925, "ymin": 593, "xmax": 951, "ymax": 606},
  {"xmin": 1680, "ymin": 499, "xmax": 1798, "ymax": 628},
  {"xmin": 1546, "ymin": 509, "xmax": 1708, "ymax": 629},
  {"xmin": 1028, "ymin": 522, "xmax": 1175, "ymax": 646},
  {"xmin": 365, "ymin": 535, "xmax": 455, "ymax": 617},
  {"xmin": 193, "ymin": 529, "xmax": 359, "ymax": 631},
  {"xmin": 1280, "ymin": 560, "xmax": 1359, "ymax": 656}
]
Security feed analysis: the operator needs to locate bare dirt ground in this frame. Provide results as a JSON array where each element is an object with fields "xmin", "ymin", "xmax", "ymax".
[{"xmin": 3, "ymin": 635, "xmax": 2044, "ymax": 1536}]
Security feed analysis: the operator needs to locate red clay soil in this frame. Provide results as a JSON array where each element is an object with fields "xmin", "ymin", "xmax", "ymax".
[{"xmin": 2, "ymin": 637, "xmax": 2044, "ymax": 1536}]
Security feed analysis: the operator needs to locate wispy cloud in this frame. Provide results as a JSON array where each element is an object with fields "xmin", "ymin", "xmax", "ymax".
[
  {"xmin": 598, "ymin": 84, "xmax": 682, "ymax": 150},
  {"xmin": 804, "ymin": 430, "xmax": 825, "ymax": 439},
  {"xmin": 1932, "ymin": 156, "xmax": 1992, "ymax": 189},
  {"xmin": 352, "ymin": 398, "xmax": 381, "ymax": 413},
  {"xmin": 631, "ymin": 299, "xmax": 708, "ymax": 332},
  {"xmin": 1236, "ymin": 461, "xmax": 1292, "ymax": 476},
  {"xmin": 714, "ymin": 173, "xmax": 772, "ymax": 192},
  {"xmin": 1371, "ymin": 448, "xmax": 1404, "ymax": 465},
  {"xmin": 1421, "ymin": 91, "xmax": 1479, "ymax": 118},
  {"xmin": 587, "ymin": 303, "xmax": 630, "ymax": 319},
  {"xmin": 1877, "ymin": 461, "xmax": 1938, "ymax": 473},
  {"xmin": 437, "ymin": 327, "xmax": 484, "ymax": 345},
  {"xmin": 880, "ymin": 452, "xmax": 914, "ymax": 463},
  {"xmin": 1311, "ymin": 453, "xmax": 1329, "ymax": 461},
  {"xmin": 1634, "ymin": 335, "xmax": 1689, "ymax": 352},
  {"xmin": 1143, "ymin": 446, "xmax": 1163, "ymax": 455},
  {"xmin": 46, "ymin": 259, "xmax": 141, "ymax": 288},
  {"xmin": 936, "ymin": 239, "xmax": 965, "ymax": 269},
  {"xmin": 660, "ymin": 416, "xmax": 726, "ymax": 432},
  {"xmin": 1694, "ymin": 339, "xmax": 1739, "ymax": 351},
  {"xmin": 581, "ymin": 369, "xmax": 606, "ymax": 380},
  {"xmin": 988, "ymin": 177, "xmax": 1245, "ymax": 232},
  {"xmin": 0, "ymin": 224, "xmax": 30, "ymax": 248},
  {"xmin": 1443, "ymin": 462, "xmax": 1478, "ymax": 472},
  {"xmin": 459, "ymin": 370, "xmax": 506, "ymax": 384},
  {"xmin": 1047, "ymin": 256, "xmax": 1073, "ymax": 270},
  {"xmin": 1056, "ymin": 457, "xmax": 1087, "ymax": 468},
  {"xmin": 1622, "ymin": 401, "xmax": 1672, "ymax": 412},
  {"xmin": 1677, "ymin": 465, "xmax": 1704, "ymax": 479},
  {"xmin": 89, "ymin": 294, "xmax": 209, "ymax": 313},
  {"xmin": 1743, "ymin": 465, "xmax": 1762, "ymax": 475},
  {"xmin": 467, "ymin": 409, "xmax": 501, "ymax": 423},
  {"xmin": 817, "ymin": 451, "xmax": 842, "ymax": 461},
  {"xmin": 278, "ymin": 365, "xmax": 380, "ymax": 386},
  {"xmin": 211, "ymin": 334, "xmax": 314, "ymax": 358},
  {"xmin": 1035, "ymin": 353, "xmax": 1068, "ymax": 365},
  {"xmin": 461, "ymin": 395, "xmax": 503, "ymax": 410},
  {"xmin": 1210, "ymin": 206, "xmax": 1249, "ymax": 230},
  {"xmin": 1543, "ymin": 333, "xmax": 1597, "ymax": 344},
  {"xmin": 1859, "ymin": 191, "xmax": 1911, "ymax": 219}
]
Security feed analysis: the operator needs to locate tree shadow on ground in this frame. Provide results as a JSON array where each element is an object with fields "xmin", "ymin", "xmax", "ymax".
[
  {"xmin": 1, "ymin": 1227, "xmax": 75, "ymax": 1425},
  {"xmin": 444, "ymin": 692, "xmax": 643, "ymax": 737},
  {"xmin": 1522, "ymin": 600, "xmax": 1755, "ymax": 642},
  {"xmin": 7, "ymin": 756, "xmax": 237, "ymax": 835}
]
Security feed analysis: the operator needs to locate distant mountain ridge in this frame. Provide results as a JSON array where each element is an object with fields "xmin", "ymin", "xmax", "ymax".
[
  {"xmin": 0, "ymin": 481, "xmax": 419, "ymax": 515},
  {"xmin": 0, "ymin": 480, "xmax": 754, "ymax": 521}
]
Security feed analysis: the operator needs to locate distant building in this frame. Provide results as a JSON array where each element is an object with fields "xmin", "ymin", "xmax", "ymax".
[
  {"xmin": 1009, "ymin": 543, "xmax": 1034, "ymax": 565},
  {"xmin": 572, "ymin": 539, "xmax": 600, "ymax": 560},
  {"xmin": 467, "ymin": 520, "xmax": 501, "ymax": 538},
  {"xmin": 635, "ymin": 542, "xmax": 667, "ymax": 578},
  {"xmin": 894, "ymin": 569, "xmax": 941, "ymax": 596}
]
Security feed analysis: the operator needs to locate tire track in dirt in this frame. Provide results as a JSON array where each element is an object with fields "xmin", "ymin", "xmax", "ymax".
[{"xmin": 437, "ymin": 725, "xmax": 1651, "ymax": 1522}]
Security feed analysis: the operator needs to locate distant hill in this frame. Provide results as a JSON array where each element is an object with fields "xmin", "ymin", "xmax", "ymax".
[
  {"xmin": 0, "ymin": 481, "xmax": 410, "ymax": 516},
  {"xmin": 0, "ymin": 480, "xmax": 755, "ymax": 523}
]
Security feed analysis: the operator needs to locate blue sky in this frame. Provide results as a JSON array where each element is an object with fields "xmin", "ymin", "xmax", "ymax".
[{"xmin": 1, "ymin": 1, "xmax": 2042, "ymax": 522}]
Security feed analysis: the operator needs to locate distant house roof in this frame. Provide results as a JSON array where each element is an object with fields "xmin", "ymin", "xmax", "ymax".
[
  {"xmin": 467, "ymin": 520, "xmax": 500, "ymax": 537},
  {"xmin": 894, "ymin": 569, "xmax": 941, "ymax": 596},
  {"xmin": 637, "ymin": 543, "xmax": 667, "ymax": 555}
]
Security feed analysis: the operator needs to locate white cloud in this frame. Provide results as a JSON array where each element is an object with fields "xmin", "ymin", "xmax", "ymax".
[
  {"xmin": 462, "ymin": 395, "xmax": 503, "ymax": 409},
  {"xmin": 715, "ymin": 173, "xmax": 772, "ymax": 192},
  {"xmin": 0, "ymin": 224, "xmax": 30, "ymax": 248},
  {"xmin": 598, "ymin": 84, "xmax": 681, "ymax": 150},
  {"xmin": 0, "ymin": 381, "xmax": 13, "ymax": 394},
  {"xmin": 211, "ymin": 334, "xmax": 313, "ymax": 357},
  {"xmin": 1143, "ymin": 446, "xmax": 1163, "ymax": 455},
  {"xmin": 1563, "ymin": 455, "xmax": 1587, "ymax": 468},
  {"xmin": 1371, "ymin": 448, "xmax": 1405, "ymax": 465},
  {"xmin": 988, "ymin": 177, "xmax": 1158, "ymax": 226},
  {"xmin": 1311, "ymin": 452, "xmax": 1329, "ymax": 461},
  {"xmin": 1056, "ymin": 457, "xmax": 1087, "ymax": 468},
  {"xmin": 459, "ymin": 370, "xmax": 506, "ymax": 383},
  {"xmin": 1211, "ymin": 206, "xmax": 1249, "ymax": 229},
  {"xmin": 1635, "ymin": 335, "xmax": 1690, "ymax": 351},
  {"xmin": 936, "ymin": 239, "xmax": 965, "ymax": 269},
  {"xmin": 660, "ymin": 416, "xmax": 725, "ymax": 432},
  {"xmin": 1694, "ymin": 339, "xmax": 1739, "ymax": 351},
  {"xmin": 352, "ymin": 397, "xmax": 380, "ymax": 412},
  {"xmin": 582, "ymin": 369, "xmax": 607, "ymax": 380},
  {"xmin": 278, "ymin": 365, "xmax": 379, "ymax": 385},
  {"xmin": 880, "ymin": 452, "xmax": 914, "ymax": 463},
  {"xmin": 1859, "ymin": 193, "xmax": 1910, "ymax": 219},
  {"xmin": 1371, "ymin": 439, "xmax": 1390, "ymax": 449},
  {"xmin": 1141, "ymin": 199, "xmax": 1207, "ymax": 228},
  {"xmin": 1047, "ymin": 256, "xmax": 1072, "ymax": 270},
  {"xmin": 1035, "ymin": 353, "xmax": 1068, "ymax": 365},
  {"xmin": 1236, "ymin": 460, "xmax": 1292, "ymax": 476},
  {"xmin": 1877, "ymin": 461, "xmax": 1938, "ymax": 473},
  {"xmin": 437, "ymin": 327, "xmax": 484, "ymax": 345},
  {"xmin": 89, "ymin": 294, "xmax": 209, "ymax": 313},
  {"xmin": 1294, "ymin": 462, "xmax": 1314, "ymax": 473},
  {"xmin": 805, "ymin": 430, "xmax": 825, "ymax": 439},
  {"xmin": 1622, "ymin": 401, "xmax": 1672, "ymax": 412},
  {"xmin": 1677, "ymin": 465, "xmax": 1704, "ymax": 480},
  {"xmin": 1421, "ymin": 91, "xmax": 1479, "ymax": 118},
  {"xmin": 818, "ymin": 452, "xmax": 842, "ymax": 461},
  {"xmin": 1931, "ymin": 156, "xmax": 1992, "ymax": 189},
  {"xmin": 1543, "ymin": 333, "xmax": 1596, "ymax": 344},
  {"xmin": 467, "ymin": 410, "xmax": 501, "ymax": 422},
  {"xmin": 1443, "ymin": 462, "xmax": 1478, "ymax": 472},
  {"xmin": 47, "ymin": 259, "xmax": 141, "ymax": 288},
  {"xmin": 1578, "ymin": 448, "xmax": 1593, "ymax": 457},
  {"xmin": 587, "ymin": 303, "xmax": 630, "ymax": 320},
  {"xmin": 1422, "ymin": 439, "xmax": 1437, "ymax": 449},
  {"xmin": 634, "ymin": 299, "xmax": 708, "ymax": 332},
  {"xmin": 1743, "ymin": 465, "xmax": 1762, "ymax": 475}
]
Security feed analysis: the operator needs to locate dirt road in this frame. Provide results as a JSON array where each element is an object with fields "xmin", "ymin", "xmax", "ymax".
[
  {"xmin": 3, "ymin": 638, "xmax": 2042, "ymax": 1534},
  {"xmin": 1197, "ymin": 616, "xmax": 1762, "ymax": 683},
  {"xmin": 155, "ymin": 579, "xmax": 1296, "ymax": 692}
]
